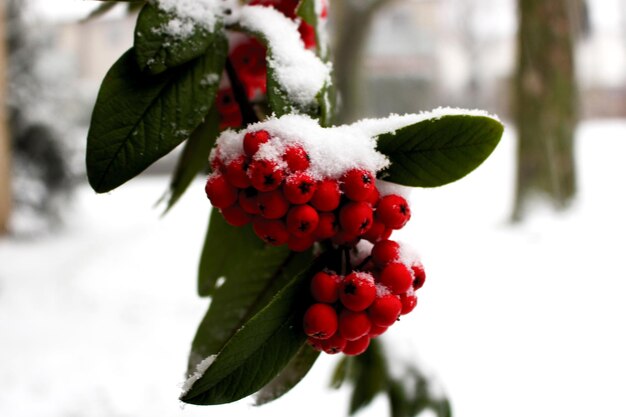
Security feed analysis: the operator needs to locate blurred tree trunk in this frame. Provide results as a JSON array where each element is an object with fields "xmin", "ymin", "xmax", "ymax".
[
  {"xmin": 512, "ymin": 0, "xmax": 578, "ymax": 221},
  {"xmin": 0, "ymin": 0, "xmax": 10, "ymax": 234},
  {"xmin": 332, "ymin": 0, "xmax": 394, "ymax": 123}
]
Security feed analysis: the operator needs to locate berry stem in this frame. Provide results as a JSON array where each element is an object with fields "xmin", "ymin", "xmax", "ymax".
[
  {"xmin": 224, "ymin": 57, "xmax": 259, "ymax": 126},
  {"xmin": 356, "ymin": 255, "xmax": 372, "ymax": 271},
  {"xmin": 343, "ymin": 247, "xmax": 352, "ymax": 275}
]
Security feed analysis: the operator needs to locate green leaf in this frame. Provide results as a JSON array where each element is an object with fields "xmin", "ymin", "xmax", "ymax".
[
  {"xmin": 266, "ymin": 64, "xmax": 293, "ymax": 117},
  {"xmin": 197, "ymin": 210, "xmax": 293, "ymax": 297},
  {"xmin": 189, "ymin": 211, "xmax": 314, "ymax": 374},
  {"xmin": 332, "ymin": 338, "xmax": 453, "ymax": 417},
  {"xmin": 161, "ymin": 106, "xmax": 219, "ymax": 214},
  {"xmin": 254, "ymin": 343, "xmax": 320, "ymax": 405},
  {"xmin": 86, "ymin": 38, "xmax": 226, "ymax": 193},
  {"xmin": 134, "ymin": 3, "xmax": 218, "ymax": 74},
  {"xmin": 376, "ymin": 114, "xmax": 504, "ymax": 187},
  {"xmin": 348, "ymin": 339, "xmax": 387, "ymax": 415},
  {"xmin": 181, "ymin": 253, "xmax": 329, "ymax": 405},
  {"xmin": 330, "ymin": 356, "xmax": 350, "ymax": 389}
]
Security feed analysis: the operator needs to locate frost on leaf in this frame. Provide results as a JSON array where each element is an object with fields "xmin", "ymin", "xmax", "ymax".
[{"xmin": 180, "ymin": 354, "xmax": 217, "ymax": 398}]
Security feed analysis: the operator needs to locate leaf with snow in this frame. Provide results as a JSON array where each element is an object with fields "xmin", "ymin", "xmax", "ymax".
[
  {"xmin": 86, "ymin": 37, "xmax": 226, "ymax": 193},
  {"xmin": 134, "ymin": 3, "xmax": 221, "ymax": 74},
  {"xmin": 239, "ymin": 5, "xmax": 331, "ymax": 116},
  {"xmin": 365, "ymin": 109, "xmax": 504, "ymax": 187},
  {"xmin": 181, "ymin": 251, "xmax": 332, "ymax": 405}
]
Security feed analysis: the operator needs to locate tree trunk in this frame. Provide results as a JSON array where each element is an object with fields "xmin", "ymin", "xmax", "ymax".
[
  {"xmin": 332, "ymin": 0, "xmax": 393, "ymax": 123},
  {"xmin": 0, "ymin": 0, "xmax": 11, "ymax": 234},
  {"xmin": 512, "ymin": 0, "xmax": 578, "ymax": 221}
]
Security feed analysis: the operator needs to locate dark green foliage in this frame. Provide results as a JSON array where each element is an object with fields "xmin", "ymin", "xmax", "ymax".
[
  {"xmin": 86, "ymin": 37, "xmax": 226, "ymax": 193},
  {"xmin": 181, "ymin": 252, "xmax": 334, "ymax": 405},
  {"xmin": 161, "ymin": 107, "xmax": 219, "ymax": 213},
  {"xmin": 135, "ymin": 3, "xmax": 217, "ymax": 74},
  {"xmin": 376, "ymin": 115, "xmax": 503, "ymax": 187},
  {"xmin": 332, "ymin": 339, "xmax": 452, "ymax": 417},
  {"xmin": 254, "ymin": 344, "xmax": 320, "ymax": 405}
]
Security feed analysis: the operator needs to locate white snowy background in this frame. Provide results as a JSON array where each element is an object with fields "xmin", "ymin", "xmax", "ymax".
[
  {"xmin": 2, "ymin": 1, "xmax": 626, "ymax": 416},
  {"xmin": 2, "ymin": 121, "xmax": 626, "ymax": 417}
]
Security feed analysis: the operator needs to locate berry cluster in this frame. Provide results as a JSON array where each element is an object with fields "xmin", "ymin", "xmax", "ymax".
[
  {"xmin": 215, "ymin": 0, "xmax": 327, "ymax": 130},
  {"xmin": 204, "ymin": 129, "xmax": 412, "ymax": 252},
  {"xmin": 303, "ymin": 240, "xmax": 426, "ymax": 355}
]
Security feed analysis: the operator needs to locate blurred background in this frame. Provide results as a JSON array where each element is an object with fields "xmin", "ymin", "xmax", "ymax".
[{"xmin": 1, "ymin": 0, "xmax": 625, "ymax": 416}]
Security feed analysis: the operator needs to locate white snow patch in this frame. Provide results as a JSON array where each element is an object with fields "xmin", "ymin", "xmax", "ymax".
[
  {"xmin": 351, "ymin": 107, "xmax": 501, "ymax": 138},
  {"xmin": 180, "ymin": 354, "xmax": 216, "ymax": 397},
  {"xmin": 213, "ymin": 114, "xmax": 390, "ymax": 180},
  {"xmin": 154, "ymin": 0, "xmax": 239, "ymax": 36},
  {"xmin": 397, "ymin": 241, "xmax": 422, "ymax": 268},
  {"xmin": 376, "ymin": 179, "xmax": 413, "ymax": 198},
  {"xmin": 239, "ymin": 5, "xmax": 331, "ymax": 108},
  {"xmin": 200, "ymin": 73, "xmax": 220, "ymax": 87}
]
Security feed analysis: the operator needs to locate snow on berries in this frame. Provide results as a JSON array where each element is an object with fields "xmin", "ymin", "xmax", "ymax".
[
  {"xmin": 304, "ymin": 240, "xmax": 426, "ymax": 356},
  {"xmin": 205, "ymin": 114, "xmax": 392, "ymax": 251},
  {"xmin": 204, "ymin": 114, "xmax": 426, "ymax": 356}
]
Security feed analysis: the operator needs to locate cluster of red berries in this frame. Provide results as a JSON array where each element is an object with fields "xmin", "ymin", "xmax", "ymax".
[
  {"xmin": 204, "ymin": 129, "xmax": 412, "ymax": 252},
  {"xmin": 215, "ymin": 0, "xmax": 327, "ymax": 130},
  {"xmin": 303, "ymin": 240, "xmax": 426, "ymax": 355}
]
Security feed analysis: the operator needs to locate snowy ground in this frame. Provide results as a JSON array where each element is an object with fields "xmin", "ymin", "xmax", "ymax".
[{"xmin": 1, "ymin": 119, "xmax": 625, "ymax": 417}]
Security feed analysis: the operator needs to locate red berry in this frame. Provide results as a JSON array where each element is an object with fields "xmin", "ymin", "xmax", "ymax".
[
  {"xmin": 314, "ymin": 212, "xmax": 338, "ymax": 240},
  {"xmin": 368, "ymin": 324, "xmax": 388, "ymax": 337},
  {"xmin": 283, "ymin": 145, "xmax": 310, "ymax": 172},
  {"xmin": 283, "ymin": 172, "xmax": 317, "ymax": 204},
  {"xmin": 380, "ymin": 262, "xmax": 413, "ymax": 294},
  {"xmin": 243, "ymin": 130, "xmax": 271, "ymax": 157},
  {"xmin": 288, "ymin": 233, "xmax": 315, "ymax": 252},
  {"xmin": 366, "ymin": 186, "xmax": 380, "ymax": 206},
  {"xmin": 298, "ymin": 21, "xmax": 316, "ymax": 49},
  {"xmin": 286, "ymin": 205, "xmax": 319, "ymax": 237},
  {"xmin": 303, "ymin": 303, "xmax": 338, "ymax": 340},
  {"xmin": 230, "ymin": 38, "xmax": 267, "ymax": 83},
  {"xmin": 342, "ymin": 169, "xmax": 375, "ymax": 202},
  {"xmin": 310, "ymin": 271, "xmax": 340, "ymax": 303},
  {"xmin": 339, "ymin": 201, "xmax": 373, "ymax": 235},
  {"xmin": 238, "ymin": 188, "xmax": 260, "ymax": 215},
  {"xmin": 343, "ymin": 335, "xmax": 370, "ymax": 355},
  {"xmin": 205, "ymin": 174, "xmax": 238, "ymax": 209},
  {"xmin": 400, "ymin": 292, "xmax": 418, "ymax": 315},
  {"xmin": 257, "ymin": 189, "xmax": 289, "ymax": 219},
  {"xmin": 361, "ymin": 221, "xmax": 386, "ymax": 243},
  {"xmin": 321, "ymin": 332, "xmax": 347, "ymax": 354},
  {"xmin": 339, "ymin": 272, "xmax": 376, "ymax": 312},
  {"xmin": 248, "ymin": 159, "xmax": 284, "ymax": 191},
  {"xmin": 310, "ymin": 179, "xmax": 341, "ymax": 212},
  {"xmin": 225, "ymin": 156, "xmax": 251, "ymax": 188},
  {"xmin": 376, "ymin": 195, "xmax": 411, "ymax": 230},
  {"xmin": 411, "ymin": 263, "xmax": 426, "ymax": 290},
  {"xmin": 368, "ymin": 294, "xmax": 402, "ymax": 327},
  {"xmin": 371, "ymin": 240, "xmax": 400, "ymax": 267},
  {"xmin": 338, "ymin": 310, "xmax": 371, "ymax": 341},
  {"xmin": 220, "ymin": 205, "xmax": 252, "ymax": 227},
  {"xmin": 253, "ymin": 218, "xmax": 289, "ymax": 246},
  {"xmin": 215, "ymin": 88, "xmax": 242, "ymax": 130}
]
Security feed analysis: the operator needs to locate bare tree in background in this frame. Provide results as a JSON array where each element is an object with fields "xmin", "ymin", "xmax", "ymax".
[
  {"xmin": 0, "ymin": 0, "xmax": 10, "ymax": 235},
  {"xmin": 512, "ymin": 0, "xmax": 583, "ymax": 221},
  {"xmin": 332, "ymin": 0, "xmax": 394, "ymax": 123}
]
